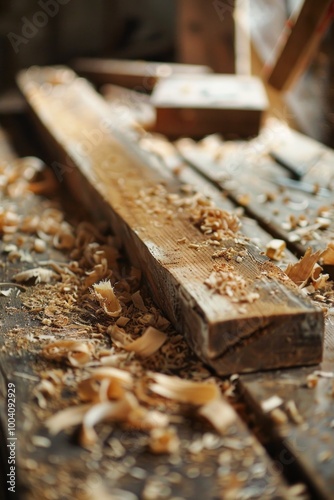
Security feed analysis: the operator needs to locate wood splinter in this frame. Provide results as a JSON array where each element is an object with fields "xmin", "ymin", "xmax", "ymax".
[{"xmin": 17, "ymin": 66, "xmax": 324, "ymax": 375}]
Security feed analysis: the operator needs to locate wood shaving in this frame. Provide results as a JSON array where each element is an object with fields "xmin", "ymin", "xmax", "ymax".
[
  {"xmin": 80, "ymin": 395, "xmax": 138, "ymax": 447},
  {"xmin": 131, "ymin": 290, "xmax": 147, "ymax": 312},
  {"xmin": 91, "ymin": 280, "xmax": 122, "ymax": 317},
  {"xmin": 123, "ymin": 326, "xmax": 167, "ymax": 358},
  {"xmin": 33, "ymin": 379, "xmax": 57, "ymax": 409},
  {"xmin": 198, "ymin": 399, "xmax": 237, "ymax": 434},
  {"xmin": 285, "ymin": 248, "xmax": 323, "ymax": 288},
  {"xmin": 42, "ymin": 340, "xmax": 95, "ymax": 367},
  {"xmin": 78, "ymin": 367, "xmax": 133, "ymax": 403},
  {"xmin": 45, "ymin": 404, "xmax": 92, "ymax": 435},
  {"xmin": 149, "ymin": 373, "xmax": 220, "ymax": 405},
  {"xmin": 320, "ymin": 242, "xmax": 334, "ymax": 265},
  {"xmin": 190, "ymin": 206, "xmax": 240, "ymax": 240},
  {"xmin": 270, "ymin": 408, "xmax": 288, "ymax": 425},
  {"xmin": 285, "ymin": 400, "xmax": 304, "ymax": 425},
  {"xmin": 261, "ymin": 395, "xmax": 283, "ymax": 413},
  {"xmin": 265, "ymin": 239, "xmax": 286, "ymax": 261},
  {"xmin": 33, "ymin": 238, "xmax": 47, "ymax": 253},
  {"xmin": 204, "ymin": 266, "xmax": 258, "ymax": 303},
  {"xmin": 13, "ymin": 267, "xmax": 60, "ymax": 284},
  {"xmin": 116, "ymin": 316, "xmax": 130, "ymax": 327}
]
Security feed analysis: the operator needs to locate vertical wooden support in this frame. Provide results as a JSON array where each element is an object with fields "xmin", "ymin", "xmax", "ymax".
[
  {"xmin": 176, "ymin": 0, "xmax": 236, "ymax": 73},
  {"xmin": 265, "ymin": 0, "xmax": 334, "ymax": 91}
]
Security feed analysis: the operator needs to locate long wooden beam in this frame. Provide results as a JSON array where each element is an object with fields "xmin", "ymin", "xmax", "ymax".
[
  {"xmin": 17, "ymin": 66, "xmax": 324, "ymax": 375},
  {"xmin": 264, "ymin": 0, "xmax": 333, "ymax": 91}
]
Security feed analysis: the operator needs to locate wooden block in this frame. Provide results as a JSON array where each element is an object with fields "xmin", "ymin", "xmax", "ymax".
[
  {"xmin": 265, "ymin": 0, "xmax": 333, "ymax": 91},
  {"xmin": 73, "ymin": 57, "xmax": 212, "ymax": 92},
  {"xmin": 17, "ymin": 66, "xmax": 323, "ymax": 375},
  {"xmin": 150, "ymin": 74, "xmax": 268, "ymax": 138}
]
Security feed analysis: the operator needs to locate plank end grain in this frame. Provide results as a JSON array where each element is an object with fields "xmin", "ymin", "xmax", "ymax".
[{"xmin": 17, "ymin": 66, "xmax": 324, "ymax": 375}]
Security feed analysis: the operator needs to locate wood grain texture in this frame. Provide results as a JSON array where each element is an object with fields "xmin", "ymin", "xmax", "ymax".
[
  {"xmin": 239, "ymin": 319, "xmax": 334, "ymax": 500},
  {"xmin": 17, "ymin": 66, "xmax": 324, "ymax": 375},
  {"xmin": 265, "ymin": 0, "xmax": 333, "ymax": 91},
  {"xmin": 178, "ymin": 133, "xmax": 334, "ymax": 266},
  {"xmin": 0, "ymin": 126, "xmax": 292, "ymax": 500}
]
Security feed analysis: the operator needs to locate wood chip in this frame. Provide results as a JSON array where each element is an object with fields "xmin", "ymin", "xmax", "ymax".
[
  {"xmin": 91, "ymin": 280, "xmax": 122, "ymax": 317},
  {"xmin": 149, "ymin": 374, "xmax": 220, "ymax": 405}
]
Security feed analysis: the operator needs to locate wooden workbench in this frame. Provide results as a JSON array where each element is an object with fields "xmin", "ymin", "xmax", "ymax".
[{"xmin": 1, "ymin": 71, "xmax": 334, "ymax": 499}]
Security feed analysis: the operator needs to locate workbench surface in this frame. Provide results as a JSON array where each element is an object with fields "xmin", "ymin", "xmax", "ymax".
[{"xmin": 1, "ymin": 93, "xmax": 334, "ymax": 499}]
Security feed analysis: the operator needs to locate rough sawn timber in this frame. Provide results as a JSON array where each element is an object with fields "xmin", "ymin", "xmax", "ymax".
[{"xmin": 17, "ymin": 66, "xmax": 324, "ymax": 375}]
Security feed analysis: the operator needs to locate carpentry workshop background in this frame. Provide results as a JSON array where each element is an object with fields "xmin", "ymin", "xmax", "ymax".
[{"xmin": 0, "ymin": 1, "xmax": 334, "ymax": 499}]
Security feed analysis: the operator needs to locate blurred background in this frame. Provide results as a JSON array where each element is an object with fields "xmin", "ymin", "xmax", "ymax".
[{"xmin": 0, "ymin": 0, "xmax": 333, "ymax": 145}]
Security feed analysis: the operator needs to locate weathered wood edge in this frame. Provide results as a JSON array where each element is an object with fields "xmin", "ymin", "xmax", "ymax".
[
  {"xmin": 16, "ymin": 66, "xmax": 324, "ymax": 375},
  {"xmin": 0, "ymin": 126, "xmax": 293, "ymax": 500},
  {"xmin": 178, "ymin": 144, "xmax": 334, "ymax": 264}
]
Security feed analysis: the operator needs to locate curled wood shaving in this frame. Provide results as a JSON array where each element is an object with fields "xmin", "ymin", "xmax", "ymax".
[
  {"xmin": 78, "ymin": 367, "xmax": 133, "ymax": 403},
  {"xmin": 285, "ymin": 248, "xmax": 323, "ymax": 288},
  {"xmin": 108, "ymin": 325, "xmax": 167, "ymax": 358},
  {"xmin": 42, "ymin": 340, "xmax": 95, "ymax": 367},
  {"xmin": 310, "ymin": 264, "xmax": 329, "ymax": 290},
  {"xmin": 107, "ymin": 325, "xmax": 133, "ymax": 347},
  {"xmin": 91, "ymin": 280, "xmax": 122, "ymax": 317},
  {"xmin": 149, "ymin": 374, "xmax": 220, "ymax": 405},
  {"xmin": 80, "ymin": 394, "xmax": 139, "ymax": 447},
  {"xmin": 53, "ymin": 230, "xmax": 75, "ymax": 250},
  {"xmin": 21, "ymin": 215, "xmax": 40, "ymax": 233},
  {"xmin": 123, "ymin": 326, "xmax": 167, "ymax": 358},
  {"xmin": 265, "ymin": 239, "xmax": 286, "ymax": 261},
  {"xmin": 45, "ymin": 404, "xmax": 91, "ymax": 435},
  {"xmin": 33, "ymin": 379, "xmax": 57, "ymax": 409},
  {"xmin": 198, "ymin": 398, "xmax": 237, "ymax": 434},
  {"xmin": 0, "ymin": 208, "xmax": 20, "ymax": 234},
  {"xmin": 320, "ymin": 242, "xmax": 334, "ymax": 265},
  {"xmin": 13, "ymin": 267, "xmax": 60, "ymax": 284},
  {"xmin": 33, "ymin": 238, "xmax": 47, "ymax": 253},
  {"xmin": 84, "ymin": 259, "xmax": 112, "ymax": 288}
]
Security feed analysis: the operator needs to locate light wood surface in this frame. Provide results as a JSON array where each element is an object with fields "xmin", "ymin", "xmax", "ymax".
[{"xmin": 17, "ymin": 66, "xmax": 324, "ymax": 375}]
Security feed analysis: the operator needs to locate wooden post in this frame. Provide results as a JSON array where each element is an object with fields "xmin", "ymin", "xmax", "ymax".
[
  {"xmin": 265, "ymin": 0, "xmax": 334, "ymax": 91},
  {"xmin": 176, "ymin": 0, "xmax": 236, "ymax": 73}
]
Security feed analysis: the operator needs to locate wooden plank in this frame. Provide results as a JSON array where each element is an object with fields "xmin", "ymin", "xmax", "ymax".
[
  {"xmin": 177, "ymin": 131, "xmax": 334, "ymax": 265},
  {"xmin": 269, "ymin": 125, "xmax": 332, "ymax": 179},
  {"xmin": 17, "ymin": 66, "xmax": 324, "ymax": 376},
  {"xmin": 0, "ymin": 127, "xmax": 292, "ymax": 500},
  {"xmin": 135, "ymin": 133, "xmax": 298, "ymax": 270},
  {"xmin": 239, "ymin": 316, "xmax": 334, "ymax": 500},
  {"xmin": 265, "ymin": 0, "xmax": 333, "ymax": 91},
  {"xmin": 73, "ymin": 58, "xmax": 212, "ymax": 92},
  {"xmin": 101, "ymin": 84, "xmax": 156, "ymax": 129}
]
